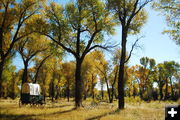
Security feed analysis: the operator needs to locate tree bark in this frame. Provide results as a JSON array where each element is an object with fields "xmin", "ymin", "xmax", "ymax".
[
  {"xmin": 105, "ymin": 77, "xmax": 111, "ymax": 103},
  {"xmin": 22, "ymin": 61, "xmax": 28, "ymax": 84},
  {"xmin": 51, "ymin": 72, "xmax": 55, "ymax": 102},
  {"xmin": 110, "ymin": 67, "xmax": 118, "ymax": 103},
  {"xmin": 75, "ymin": 58, "xmax": 83, "ymax": 107},
  {"xmin": 67, "ymin": 79, "xmax": 70, "ymax": 102},
  {"xmin": 169, "ymin": 77, "xmax": 174, "ymax": 98},
  {"xmin": 165, "ymin": 77, "xmax": 168, "ymax": 100},
  {"xmin": 101, "ymin": 80, "xmax": 104, "ymax": 100},
  {"xmin": 91, "ymin": 74, "xmax": 95, "ymax": 100},
  {"xmin": 0, "ymin": 60, "xmax": 5, "ymax": 97},
  {"xmin": 118, "ymin": 26, "xmax": 127, "ymax": 109}
]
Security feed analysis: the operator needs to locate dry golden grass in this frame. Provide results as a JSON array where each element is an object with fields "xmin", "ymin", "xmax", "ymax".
[{"xmin": 0, "ymin": 98, "xmax": 178, "ymax": 120}]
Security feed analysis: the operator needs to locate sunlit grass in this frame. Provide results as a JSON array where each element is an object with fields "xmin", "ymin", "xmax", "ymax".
[{"xmin": 0, "ymin": 98, "xmax": 178, "ymax": 120}]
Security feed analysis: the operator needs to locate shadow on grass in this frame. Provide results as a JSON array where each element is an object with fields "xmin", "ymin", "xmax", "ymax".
[
  {"xmin": 86, "ymin": 109, "xmax": 120, "ymax": 120},
  {"xmin": 46, "ymin": 104, "xmax": 73, "ymax": 109},
  {"xmin": 0, "ymin": 114, "xmax": 35, "ymax": 120},
  {"xmin": 0, "ymin": 108, "xmax": 76, "ymax": 120}
]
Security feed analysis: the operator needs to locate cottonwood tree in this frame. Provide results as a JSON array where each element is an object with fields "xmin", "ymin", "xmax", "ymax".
[
  {"xmin": 139, "ymin": 57, "xmax": 156, "ymax": 100},
  {"xmin": 0, "ymin": 0, "xmax": 44, "ymax": 97},
  {"xmin": 36, "ymin": 0, "xmax": 115, "ymax": 107},
  {"xmin": 153, "ymin": 0, "xmax": 180, "ymax": 45},
  {"xmin": 107, "ymin": 0, "xmax": 152, "ymax": 109},
  {"xmin": 163, "ymin": 61, "xmax": 179, "ymax": 99},
  {"xmin": 16, "ymin": 35, "xmax": 48, "ymax": 84}
]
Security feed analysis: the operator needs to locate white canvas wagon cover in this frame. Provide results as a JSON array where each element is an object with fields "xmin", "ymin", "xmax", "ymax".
[{"xmin": 22, "ymin": 83, "xmax": 41, "ymax": 95}]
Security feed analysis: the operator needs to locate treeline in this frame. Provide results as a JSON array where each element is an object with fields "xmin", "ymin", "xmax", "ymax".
[
  {"xmin": 2, "ymin": 51, "xmax": 180, "ymax": 102},
  {"xmin": 0, "ymin": 0, "xmax": 179, "ymax": 109}
]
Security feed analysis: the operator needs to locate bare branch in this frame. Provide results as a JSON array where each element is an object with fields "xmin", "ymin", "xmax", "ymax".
[{"xmin": 124, "ymin": 36, "xmax": 143, "ymax": 63}]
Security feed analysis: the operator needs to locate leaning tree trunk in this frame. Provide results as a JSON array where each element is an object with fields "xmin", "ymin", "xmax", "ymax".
[
  {"xmin": 118, "ymin": 27, "xmax": 127, "ymax": 109},
  {"xmin": 105, "ymin": 77, "xmax": 111, "ymax": 103},
  {"xmin": 75, "ymin": 59, "xmax": 83, "ymax": 107}
]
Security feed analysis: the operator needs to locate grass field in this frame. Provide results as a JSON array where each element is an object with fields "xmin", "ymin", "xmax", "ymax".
[{"xmin": 0, "ymin": 98, "xmax": 179, "ymax": 120}]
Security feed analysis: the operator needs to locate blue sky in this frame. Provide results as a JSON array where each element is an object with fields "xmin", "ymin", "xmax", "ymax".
[{"xmin": 13, "ymin": 1, "xmax": 180, "ymax": 71}]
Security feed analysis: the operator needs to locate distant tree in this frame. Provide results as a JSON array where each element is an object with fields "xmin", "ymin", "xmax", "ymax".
[
  {"xmin": 163, "ymin": 61, "xmax": 179, "ymax": 99},
  {"xmin": 154, "ymin": 63, "xmax": 166, "ymax": 100},
  {"xmin": 140, "ymin": 57, "xmax": 156, "ymax": 100},
  {"xmin": 61, "ymin": 61, "xmax": 75, "ymax": 102},
  {"xmin": 107, "ymin": 0, "xmax": 151, "ymax": 109}
]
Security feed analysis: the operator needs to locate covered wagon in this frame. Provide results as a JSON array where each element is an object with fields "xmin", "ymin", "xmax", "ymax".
[{"xmin": 19, "ymin": 83, "xmax": 44, "ymax": 106}]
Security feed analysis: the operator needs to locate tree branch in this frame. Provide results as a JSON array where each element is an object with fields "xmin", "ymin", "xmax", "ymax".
[{"xmin": 124, "ymin": 36, "xmax": 143, "ymax": 63}]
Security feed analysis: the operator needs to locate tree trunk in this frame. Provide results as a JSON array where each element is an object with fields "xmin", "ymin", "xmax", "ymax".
[
  {"xmin": 67, "ymin": 80, "xmax": 70, "ymax": 102},
  {"xmin": 0, "ymin": 60, "xmax": 5, "ymax": 97},
  {"xmin": 91, "ymin": 74, "xmax": 95, "ymax": 100},
  {"xmin": 105, "ymin": 77, "xmax": 111, "ymax": 103},
  {"xmin": 34, "ymin": 55, "xmax": 50, "ymax": 83},
  {"xmin": 165, "ymin": 77, "xmax": 168, "ymax": 100},
  {"xmin": 118, "ymin": 27, "xmax": 127, "ymax": 109},
  {"xmin": 159, "ymin": 85, "xmax": 163, "ymax": 100},
  {"xmin": 101, "ymin": 79, "xmax": 104, "ymax": 100},
  {"xmin": 110, "ymin": 67, "xmax": 118, "ymax": 103},
  {"xmin": 22, "ymin": 61, "xmax": 28, "ymax": 84},
  {"xmin": 169, "ymin": 77, "xmax": 174, "ymax": 98},
  {"xmin": 75, "ymin": 59, "xmax": 83, "ymax": 107}
]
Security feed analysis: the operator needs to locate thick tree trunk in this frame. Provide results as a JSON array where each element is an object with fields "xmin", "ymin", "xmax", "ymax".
[
  {"xmin": 118, "ymin": 27, "xmax": 127, "ymax": 109},
  {"xmin": 75, "ymin": 59, "xmax": 83, "ymax": 107},
  {"xmin": 22, "ymin": 61, "xmax": 28, "ymax": 84}
]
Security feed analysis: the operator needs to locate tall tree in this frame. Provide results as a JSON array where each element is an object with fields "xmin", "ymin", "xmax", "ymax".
[
  {"xmin": 107, "ymin": 0, "xmax": 151, "ymax": 109},
  {"xmin": 163, "ymin": 61, "xmax": 179, "ymax": 99},
  {"xmin": 0, "ymin": 0, "xmax": 44, "ymax": 97},
  {"xmin": 37, "ymin": 0, "xmax": 115, "ymax": 107}
]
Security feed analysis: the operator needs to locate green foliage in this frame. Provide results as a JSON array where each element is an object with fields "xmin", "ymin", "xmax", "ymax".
[
  {"xmin": 153, "ymin": 0, "xmax": 180, "ymax": 45},
  {"xmin": 107, "ymin": 0, "xmax": 148, "ymax": 34}
]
